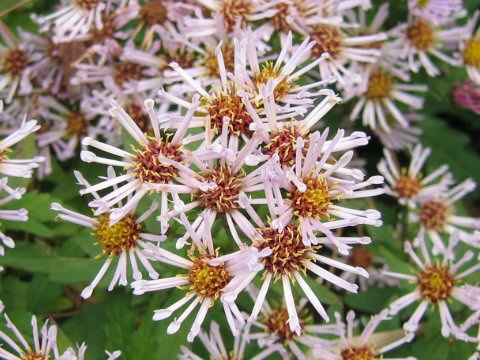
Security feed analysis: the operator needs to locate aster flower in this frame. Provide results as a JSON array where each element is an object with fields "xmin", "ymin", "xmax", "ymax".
[
  {"xmin": 346, "ymin": 65, "xmax": 427, "ymax": 132},
  {"xmin": 51, "ymin": 170, "xmax": 163, "ymax": 299},
  {"xmin": 383, "ymin": 232, "xmax": 480, "ymax": 341},
  {"xmin": 179, "ymin": 320, "xmax": 284, "ymax": 360},
  {"xmin": 459, "ymin": 11, "xmax": 480, "ymax": 85},
  {"xmin": 377, "ymin": 145, "xmax": 453, "ymax": 207},
  {"xmin": 0, "ymin": 24, "xmax": 35, "ymax": 103},
  {"xmin": 79, "ymin": 98, "xmax": 196, "ymax": 225},
  {"xmin": 131, "ymin": 243, "xmax": 270, "ymax": 342},
  {"xmin": 313, "ymin": 310, "xmax": 416, "ymax": 360},
  {"xmin": 59, "ymin": 343, "xmax": 122, "ymax": 360},
  {"xmin": 410, "ymin": 178, "xmax": 480, "ymax": 253},
  {"xmin": 263, "ymin": 128, "xmax": 385, "ymax": 254},
  {"xmin": 408, "ymin": 0, "xmax": 465, "ymax": 25},
  {"xmin": 0, "ymin": 314, "xmax": 60, "ymax": 359},
  {"xmin": 374, "ymin": 112, "xmax": 423, "ymax": 151},
  {"xmin": 389, "ymin": 16, "xmax": 465, "ymax": 77},
  {"xmin": 0, "ymin": 177, "xmax": 27, "ymax": 261},
  {"xmin": 247, "ymin": 286, "xmax": 341, "ymax": 360},
  {"xmin": 453, "ymin": 81, "xmax": 480, "ymax": 115}
]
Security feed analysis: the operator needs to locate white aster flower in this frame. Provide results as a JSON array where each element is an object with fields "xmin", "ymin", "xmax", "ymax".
[
  {"xmin": 410, "ymin": 178, "xmax": 480, "ymax": 253},
  {"xmin": 79, "ymin": 98, "xmax": 196, "ymax": 225},
  {"xmin": 0, "ymin": 314, "xmax": 59, "ymax": 360},
  {"xmin": 377, "ymin": 144, "xmax": 453, "ymax": 207},
  {"xmin": 459, "ymin": 11, "xmax": 480, "ymax": 85},
  {"xmin": 59, "ymin": 343, "xmax": 122, "ymax": 360},
  {"xmin": 313, "ymin": 310, "xmax": 416, "ymax": 360},
  {"xmin": 374, "ymin": 112, "xmax": 423, "ymax": 151},
  {"xmin": 383, "ymin": 232, "xmax": 480, "ymax": 341},
  {"xmin": 408, "ymin": 0, "xmax": 465, "ymax": 25},
  {"xmin": 131, "ymin": 243, "xmax": 270, "ymax": 342},
  {"xmin": 51, "ymin": 170, "xmax": 163, "ymax": 299}
]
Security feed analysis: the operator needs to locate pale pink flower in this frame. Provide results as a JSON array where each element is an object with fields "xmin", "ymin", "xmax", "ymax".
[{"xmin": 453, "ymin": 81, "xmax": 480, "ymax": 115}]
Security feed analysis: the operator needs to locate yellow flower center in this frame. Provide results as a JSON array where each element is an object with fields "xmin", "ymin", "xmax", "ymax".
[
  {"xmin": 419, "ymin": 200, "xmax": 447, "ymax": 230},
  {"xmin": 93, "ymin": 213, "xmax": 141, "ymax": 256},
  {"xmin": 253, "ymin": 62, "xmax": 295, "ymax": 101},
  {"xmin": 311, "ymin": 24, "xmax": 344, "ymax": 59},
  {"xmin": 65, "ymin": 111, "xmax": 88, "ymax": 138},
  {"xmin": 76, "ymin": 0, "xmax": 99, "ymax": 10},
  {"xmin": 257, "ymin": 223, "xmax": 317, "ymax": 279},
  {"xmin": 264, "ymin": 126, "xmax": 307, "ymax": 166},
  {"xmin": 220, "ymin": 0, "xmax": 252, "ymax": 31},
  {"xmin": 21, "ymin": 352, "xmax": 49, "ymax": 360},
  {"xmin": 366, "ymin": 71, "xmax": 393, "ymax": 101},
  {"xmin": 416, "ymin": 0, "xmax": 430, "ymax": 8},
  {"xmin": 140, "ymin": 0, "xmax": 167, "ymax": 25},
  {"xmin": 417, "ymin": 265, "xmax": 455, "ymax": 303},
  {"xmin": 341, "ymin": 346, "xmax": 376, "ymax": 360},
  {"xmin": 262, "ymin": 306, "xmax": 305, "ymax": 344},
  {"xmin": 188, "ymin": 255, "xmax": 230, "ymax": 300},
  {"xmin": 407, "ymin": 20, "xmax": 435, "ymax": 50},
  {"xmin": 193, "ymin": 164, "xmax": 244, "ymax": 213},
  {"xmin": 3, "ymin": 49, "xmax": 28, "ymax": 77},
  {"xmin": 202, "ymin": 42, "xmax": 235, "ymax": 78},
  {"xmin": 463, "ymin": 38, "xmax": 480, "ymax": 67},
  {"xmin": 131, "ymin": 136, "xmax": 182, "ymax": 184},
  {"xmin": 394, "ymin": 174, "xmax": 423, "ymax": 199},
  {"xmin": 288, "ymin": 176, "xmax": 336, "ymax": 220}
]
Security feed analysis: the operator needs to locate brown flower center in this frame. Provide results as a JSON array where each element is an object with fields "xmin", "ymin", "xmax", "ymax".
[
  {"xmin": 257, "ymin": 223, "xmax": 316, "ymax": 279},
  {"xmin": 264, "ymin": 126, "xmax": 307, "ymax": 166},
  {"xmin": 394, "ymin": 174, "xmax": 423, "ymax": 199},
  {"xmin": 76, "ymin": 0, "xmax": 99, "ymax": 10},
  {"xmin": 407, "ymin": 20, "xmax": 435, "ymax": 50},
  {"xmin": 4, "ymin": 49, "xmax": 28, "ymax": 77},
  {"xmin": 91, "ymin": 16, "xmax": 116, "ymax": 43},
  {"xmin": 220, "ymin": 0, "xmax": 252, "ymax": 31},
  {"xmin": 203, "ymin": 42, "xmax": 235, "ymax": 78},
  {"xmin": 463, "ymin": 38, "xmax": 480, "ymax": 67},
  {"xmin": 419, "ymin": 200, "xmax": 447, "ymax": 230},
  {"xmin": 124, "ymin": 103, "xmax": 150, "ymax": 133},
  {"xmin": 288, "ymin": 176, "xmax": 336, "ymax": 220},
  {"xmin": 262, "ymin": 307, "xmax": 305, "ymax": 344},
  {"xmin": 366, "ymin": 71, "xmax": 393, "ymax": 100},
  {"xmin": 311, "ymin": 24, "xmax": 343, "ymax": 59},
  {"xmin": 131, "ymin": 136, "xmax": 182, "ymax": 184},
  {"xmin": 93, "ymin": 213, "xmax": 141, "ymax": 256},
  {"xmin": 141, "ymin": 0, "xmax": 167, "ymax": 25},
  {"xmin": 417, "ymin": 265, "xmax": 455, "ymax": 303},
  {"xmin": 341, "ymin": 346, "xmax": 376, "ymax": 360},
  {"xmin": 193, "ymin": 164, "xmax": 244, "ymax": 213},
  {"xmin": 65, "ymin": 111, "xmax": 88, "ymax": 137},
  {"xmin": 188, "ymin": 254, "xmax": 230, "ymax": 299},
  {"xmin": 114, "ymin": 62, "xmax": 143, "ymax": 87},
  {"xmin": 253, "ymin": 62, "xmax": 294, "ymax": 101},
  {"xmin": 347, "ymin": 247, "xmax": 373, "ymax": 268},
  {"xmin": 202, "ymin": 86, "xmax": 253, "ymax": 136}
]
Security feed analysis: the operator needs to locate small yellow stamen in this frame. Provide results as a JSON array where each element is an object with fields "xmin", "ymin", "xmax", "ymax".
[
  {"xmin": 311, "ymin": 24, "xmax": 344, "ymax": 59},
  {"xmin": 407, "ymin": 20, "xmax": 435, "ymax": 50},
  {"xmin": 417, "ymin": 264, "xmax": 455, "ymax": 303},
  {"xmin": 341, "ymin": 346, "xmax": 376, "ymax": 360},
  {"xmin": 220, "ymin": 0, "xmax": 252, "ymax": 31},
  {"xmin": 394, "ymin": 173, "xmax": 423, "ymax": 199},
  {"xmin": 262, "ymin": 306, "xmax": 305, "ymax": 344},
  {"xmin": 21, "ymin": 352, "xmax": 49, "ymax": 360},
  {"xmin": 264, "ymin": 125, "xmax": 307, "ymax": 166},
  {"xmin": 93, "ymin": 213, "xmax": 141, "ymax": 256},
  {"xmin": 463, "ymin": 38, "xmax": 480, "ymax": 67},
  {"xmin": 253, "ymin": 62, "xmax": 295, "ymax": 101},
  {"xmin": 188, "ymin": 254, "xmax": 230, "ymax": 300},
  {"xmin": 366, "ymin": 71, "xmax": 393, "ymax": 101}
]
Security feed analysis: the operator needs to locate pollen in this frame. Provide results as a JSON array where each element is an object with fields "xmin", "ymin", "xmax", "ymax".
[
  {"xmin": 262, "ymin": 306, "xmax": 305, "ymax": 344},
  {"xmin": 203, "ymin": 41, "xmax": 235, "ymax": 78},
  {"xmin": 417, "ymin": 264, "xmax": 455, "ymax": 303},
  {"xmin": 220, "ymin": 0, "xmax": 252, "ymax": 32},
  {"xmin": 188, "ymin": 254, "xmax": 230, "ymax": 299},
  {"xmin": 91, "ymin": 16, "xmax": 116, "ymax": 43},
  {"xmin": 93, "ymin": 213, "xmax": 141, "ymax": 256},
  {"xmin": 3, "ymin": 49, "xmax": 28, "ymax": 77},
  {"xmin": 311, "ymin": 24, "xmax": 343, "ymax": 59},
  {"xmin": 65, "ymin": 111, "xmax": 88, "ymax": 137},
  {"xmin": 21, "ymin": 352, "xmax": 49, "ymax": 360},
  {"xmin": 407, "ymin": 20, "xmax": 436, "ymax": 50},
  {"xmin": 131, "ymin": 136, "xmax": 182, "ymax": 184},
  {"xmin": 76, "ymin": 0, "xmax": 99, "ymax": 10},
  {"xmin": 462, "ymin": 38, "xmax": 480, "ymax": 67},
  {"xmin": 366, "ymin": 71, "xmax": 394, "ymax": 101},
  {"xmin": 347, "ymin": 247, "xmax": 374, "ymax": 268},
  {"xmin": 288, "ymin": 176, "xmax": 336, "ymax": 220},
  {"xmin": 257, "ymin": 223, "xmax": 317, "ymax": 279},
  {"xmin": 140, "ymin": 0, "xmax": 167, "ymax": 25},
  {"xmin": 394, "ymin": 174, "xmax": 423, "ymax": 199},
  {"xmin": 263, "ymin": 125, "xmax": 307, "ymax": 166},
  {"xmin": 340, "ymin": 346, "xmax": 376, "ymax": 360},
  {"xmin": 253, "ymin": 62, "xmax": 295, "ymax": 101},
  {"xmin": 202, "ymin": 86, "xmax": 253, "ymax": 136},
  {"xmin": 114, "ymin": 62, "xmax": 143, "ymax": 87},
  {"xmin": 419, "ymin": 200, "xmax": 447, "ymax": 230},
  {"xmin": 193, "ymin": 164, "xmax": 244, "ymax": 213}
]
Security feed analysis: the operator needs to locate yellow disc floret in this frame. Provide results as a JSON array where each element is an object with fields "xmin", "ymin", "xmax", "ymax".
[
  {"xmin": 93, "ymin": 213, "xmax": 141, "ymax": 256},
  {"xmin": 188, "ymin": 254, "xmax": 230, "ymax": 300},
  {"xmin": 417, "ymin": 264, "xmax": 455, "ymax": 303}
]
